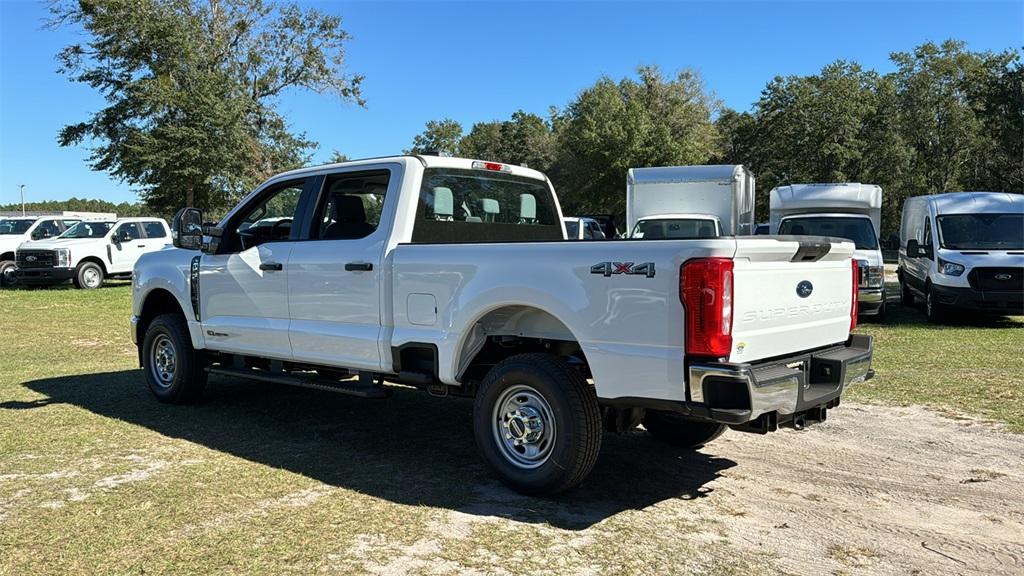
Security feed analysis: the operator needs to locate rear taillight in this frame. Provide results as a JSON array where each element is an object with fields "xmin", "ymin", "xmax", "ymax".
[
  {"xmin": 681, "ymin": 258, "xmax": 734, "ymax": 358},
  {"xmin": 850, "ymin": 258, "xmax": 859, "ymax": 331},
  {"xmin": 471, "ymin": 160, "xmax": 511, "ymax": 172}
]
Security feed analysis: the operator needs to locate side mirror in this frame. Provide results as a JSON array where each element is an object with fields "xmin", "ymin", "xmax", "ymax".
[
  {"xmin": 110, "ymin": 233, "xmax": 121, "ymax": 245},
  {"xmin": 906, "ymin": 239, "xmax": 920, "ymax": 258},
  {"xmin": 172, "ymin": 208, "xmax": 204, "ymax": 250}
]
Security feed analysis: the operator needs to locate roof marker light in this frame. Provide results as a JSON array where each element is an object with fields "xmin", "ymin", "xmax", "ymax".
[{"xmin": 472, "ymin": 161, "xmax": 511, "ymax": 172}]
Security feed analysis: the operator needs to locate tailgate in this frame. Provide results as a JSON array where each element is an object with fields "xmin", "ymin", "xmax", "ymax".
[{"xmin": 729, "ymin": 237, "xmax": 855, "ymax": 363}]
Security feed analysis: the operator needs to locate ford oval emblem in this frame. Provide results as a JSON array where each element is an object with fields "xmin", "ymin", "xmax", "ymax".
[
  {"xmin": 995, "ymin": 273, "xmax": 1012, "ymax": 281},
  {"xmin": 796, "ymin": 280, "xmax": 813, "ymax": 298},
  {"xmin": 26, "ymin": 255, "xmax": 37, "ymax": 262}
]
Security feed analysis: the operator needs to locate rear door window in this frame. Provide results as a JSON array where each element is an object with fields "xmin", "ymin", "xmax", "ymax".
[
  {"xmin": 142, "ymin": 221, "xmax": 167, "ymax": 238},
  {"xmin": 412, "ymin": 167, "xmax": 562, "ymax": 243}
]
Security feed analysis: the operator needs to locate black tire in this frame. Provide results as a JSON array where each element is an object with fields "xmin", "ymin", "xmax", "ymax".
[
  {"xmin": 899, "ymin": 274, "xmax": 914, "ymax": 306},
  {"xmin": 925, "ymin": 285, "xmax": 947, "ymax": 324},
  {"xmin": 643, "ymin": 410, "xmax": 727, "ymax": 448},
  {"xmin": 142, "ymin": 313, "xmax": 207, "ymax": 404},
  {"xmin": 74, "ymin": 261, "xmax": 104, "ymax": 289},
  {"xmin": 0, "ymin": 260, "xmax": 16, "ymax": 287},
  {"xmin": 473, "ymin": 353, "xmax": 602, "ymax": 496}
]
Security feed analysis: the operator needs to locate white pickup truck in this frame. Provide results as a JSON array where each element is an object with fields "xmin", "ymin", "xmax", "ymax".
[
  {"xmin": 16, "ymin": 218, "xmax": 171, "ymax": 289},
  {"xmin": 131, "ymin": 155, "xmax": 873, "ymax": 495}
]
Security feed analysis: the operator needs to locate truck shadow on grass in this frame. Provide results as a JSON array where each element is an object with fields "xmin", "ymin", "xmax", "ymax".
[{"xmin": 9, "ymin": 370, "xmax": 736, "ymax": 530}]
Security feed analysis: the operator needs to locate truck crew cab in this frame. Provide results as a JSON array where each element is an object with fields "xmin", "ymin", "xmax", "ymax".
[
  {"xmin": 0, "ymin": 212, "xmax": 114, "ymax": 286},
  {"xmin": 132, "ymin": 155, "xmax": 873, "ymax": 495},
  {"xmin": 16, "ymin": 217, "xmax": 171, "ymax": 289}
]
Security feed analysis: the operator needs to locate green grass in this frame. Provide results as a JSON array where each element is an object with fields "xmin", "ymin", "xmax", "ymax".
[
  {"xmin": 0, "ymin": 281, "xmax": 1021, "ymax": 574},
  {"xmin": 850, "ymin": 282, "xmax": 1024, "ymax": 432}
]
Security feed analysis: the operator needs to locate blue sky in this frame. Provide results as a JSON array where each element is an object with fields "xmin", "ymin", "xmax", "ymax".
[{"xmin": 1, "ymin": 1, "xmax": 1021, "ymax": 204}]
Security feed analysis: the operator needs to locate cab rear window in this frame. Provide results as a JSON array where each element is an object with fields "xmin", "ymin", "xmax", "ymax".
[{"xmin": 411, "ymin": 168, "xmax": 562, "ymax": 243}]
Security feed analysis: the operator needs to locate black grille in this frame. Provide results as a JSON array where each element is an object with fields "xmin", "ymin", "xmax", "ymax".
[
  {"xmin": 968, "ymin": 267, "xmax": 1023, "ymax": 292},
  {"xmin": 16, "ymin": 250, "xmax": 56, "ymax": 269}
]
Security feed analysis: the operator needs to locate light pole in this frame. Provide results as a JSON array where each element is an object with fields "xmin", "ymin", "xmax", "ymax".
[{"xmin": 19, "ymin": 185, "xmax": 25, "ymax": 216}]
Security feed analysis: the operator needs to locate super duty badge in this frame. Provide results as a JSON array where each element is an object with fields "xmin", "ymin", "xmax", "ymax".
[{"xmin": 590, "ymin": 261, "xmax": 656, "ymax": 278}]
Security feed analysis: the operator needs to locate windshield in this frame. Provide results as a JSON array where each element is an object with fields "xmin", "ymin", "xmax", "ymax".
[
  {"xmin": 778, "ymin": 216, "xmax": 878, "ymax": 250},
  {"xmin": 937, "ymin": 213, "xmax": 1024, "ymax": 250},
  {"xmin": 60, "ymin": 221, "xmax": 114, "ymax": 239},
  {"xmin": 564, "ymin": 220, "xmax": 579, "ymax": 239},
  {"xmin": 0, "ymin": 219, "xmax": 34, "ymax": 235},
  {"xmin": 632, "ymin": 218, "xmax": 718, "ymax": 239}
]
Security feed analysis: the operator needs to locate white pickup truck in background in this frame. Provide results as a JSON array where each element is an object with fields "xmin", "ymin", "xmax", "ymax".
[
  {"xmin": 0, "ymin": 212, "xmax": 115, "ymax": 286},
  {"xmin": 626, "ymin": 165, "xmax": 756, "ymax": 239},
  {"xmin": 132, "ymin": 155, "xmax": 873, "ymax": 495},
  {"xmin": 16, "ymin": 217, "xmax": 171, "ymax": 289}
]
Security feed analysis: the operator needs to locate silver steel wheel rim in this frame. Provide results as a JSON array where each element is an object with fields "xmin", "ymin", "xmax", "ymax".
[
  {"xmin": 82, "ymin": 267, "xmax": 100, "ymax": 288},
  {"xmin": 491, "ymin": 384, "xmax": 556, "ymax": 469},
  {"xmin": 1, "ymin": 264, "xmax": 14, "ymax": 283},
  {"xmin": 150, "ymin": 335, "xmax": 177, "ymax": 388}
]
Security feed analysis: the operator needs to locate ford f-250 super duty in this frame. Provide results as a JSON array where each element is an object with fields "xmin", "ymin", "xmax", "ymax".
[{"xmin": 131, "ymin": 155, "xmax": 873, "ymax": 495}]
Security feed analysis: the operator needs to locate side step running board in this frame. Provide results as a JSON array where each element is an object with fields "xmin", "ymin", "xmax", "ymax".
[{"xmin": 206, "ymin": 367, "xmax": 390, "ymax": 399}]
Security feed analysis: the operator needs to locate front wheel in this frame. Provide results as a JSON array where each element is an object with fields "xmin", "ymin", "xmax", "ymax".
[
  {"xmin": 142, "ymin": 313, "xmax": 207, "ymax": 403},
  {"xmin": 473, "ymin": 353, "xmax": 602, "ymax": 496},
  {"xmin": 0, "ymin": 260, "xmax": 16, "ymax": 287},
  {"xmin": 925, "ymin": 286, "xmax": 948, "ymax": 324},
  {"xmin": 643, "ymin": 410, "xmax": 727, "ymax": 448},
  {"xmin": 74, "ymin": 261, "xmax": 104, "ymax": 289}
]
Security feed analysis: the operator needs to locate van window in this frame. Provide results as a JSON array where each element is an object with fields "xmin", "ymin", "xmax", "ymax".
[
  {"xmin": 923, "ymin": 218, "xmax": 932, "ymax": 248},
  {"xmin": 412, "ymin": 168, "xmax": 561, "ymax": 243}
]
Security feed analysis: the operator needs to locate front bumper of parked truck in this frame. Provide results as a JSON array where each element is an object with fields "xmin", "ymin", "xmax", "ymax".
[
  {"xmin": 14, "ymin": 267, "xmax": 76, "ymax": 285},
  {"xmin": 602, "ymin": 335, "xmax": 873, "ymax": 433}
]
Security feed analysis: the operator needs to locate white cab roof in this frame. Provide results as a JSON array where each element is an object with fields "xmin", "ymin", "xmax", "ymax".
[
  {"xmin": 627, "ymin": 165, "xmax": 748, "ymax": 184},
  {"xmin": 770, "ymin": 183, "xmax": 882, "ymax": 210},
  {"xmin": 928, "ymin": 192, "xmax": 1024, "ymax": 214}
]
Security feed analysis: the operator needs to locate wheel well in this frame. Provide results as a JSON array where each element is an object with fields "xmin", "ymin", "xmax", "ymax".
[
  {"xmin": 137, "ymin": 289, "xmax": 186, "ymax": 346},
  {"xmin": 0, "ymin": 251, "xmax": 14, "ymax": 262},
  {"xmin": 78, "ymin": 256, "xmax": 108, "ymax": 274},
  {"xmin": 456, "ymin": 306, "xmax": 590, "ymax": 384}
]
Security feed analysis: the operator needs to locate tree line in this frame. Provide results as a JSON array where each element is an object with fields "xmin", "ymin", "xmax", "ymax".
[
  {"xmin": 408, "ymin": 40, "xmax": 1021, "ymax": 237},
  {"xmin": 41, "ymin": 1, "xmax": 1020, "ymax": 239},
  {"xmin": 0, "ymin": 198, "xmax": 147, "ymax": 218}
]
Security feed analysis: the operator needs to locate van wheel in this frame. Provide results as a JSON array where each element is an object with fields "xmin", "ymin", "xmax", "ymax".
[
  {"xmin": 0, "ymin": 260, "xmax": 16, "ymax": 287},
  {"xmin": 925, "ymin": 286, "xmax": 947, "ymax": 324},
  {"xmin": 644, "ymin": 411, "xmax": 727, "ymax": 448},
  {"xmin": 74, "ymin": 261, "xmax": 104, "ymax": 289},
  {"xmin": 473, "ymin": 353, "xmax": 602, "ymax": 496},
  {"xmin": 142, "ymin": 313, "xmax": 207, "ymax": 403},
  {"xmin": 900, "ymin": 276, "xmax": 914, "ymax": 305}
]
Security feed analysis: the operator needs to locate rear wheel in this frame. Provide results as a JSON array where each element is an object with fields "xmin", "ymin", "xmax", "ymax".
[
  {"xmin": 142, "ymin": 313, "xmax": 207, "ymax": 403},
  {"xmin": 473, "ymin": 353, "xmax": 602, "ymax": 496},
  {"xmin": 74, "ymin": 261, "xmax": 104, "ymax": 289},
  {"xmin": 644, "ymin": 410, "xmax": 727, "ymax": 448},
  {"xmin": 0, "ymin": 260, "xmax": 16, "ymax": 287}
]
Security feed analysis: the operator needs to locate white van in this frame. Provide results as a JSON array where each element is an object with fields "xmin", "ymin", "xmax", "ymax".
[
  {"xmin": 770, "ymin": 183, "xmax": 885, "ymax": 318},
  {"xmin": 899, "ymin": 192, "xmax": 1023, "ymax": 322},
  {"xmin": 0, "ymin": 212, "xmax": 116, "ymax": 286},
  {"xmin": 15, "ymin": 217, "xmax": 171, "ymax": 289},
  {"xmin": 626, "ymin": 165, "xmax": 755, "ymax": 239}
]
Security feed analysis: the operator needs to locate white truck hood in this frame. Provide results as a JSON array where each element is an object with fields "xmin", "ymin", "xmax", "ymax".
[{"xmin": 17, "ymin": 238, "xmax": 102, "ymax": 251}]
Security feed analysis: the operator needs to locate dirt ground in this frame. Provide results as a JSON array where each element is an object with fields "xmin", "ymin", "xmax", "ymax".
[{"xmin": 654, "ymin": 402, "xmax": 1024, "ymax": 575}]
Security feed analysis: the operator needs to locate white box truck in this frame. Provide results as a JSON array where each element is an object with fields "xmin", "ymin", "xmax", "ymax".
[
  {"xmin": 898, "ymin": 192, "xmax": 1023, "ymax": 322},
  {"xmin": 769, "ymin": 183, "xmax": 885, "ymax": 318},
  {"xmin": 626, "ymin": 165, "xmax": 755, "ymax": 239}
]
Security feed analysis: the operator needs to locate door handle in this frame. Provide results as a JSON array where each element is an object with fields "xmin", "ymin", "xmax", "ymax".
[
  {"xmin": 259, "ymin": 262, "xmax": 283, "ymax": 271},
  {"xmin": 137, "ymin": 244, "xmax": 146, "ymax": 248},
  {"xmin": 344, "ymin": 262, "xmax": 373, "ymax": 272}
]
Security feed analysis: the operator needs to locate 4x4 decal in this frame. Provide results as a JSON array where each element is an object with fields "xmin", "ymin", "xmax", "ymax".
[{"xmin": 590, "ymin": 261, "xmax": 656, "ymax": 278}]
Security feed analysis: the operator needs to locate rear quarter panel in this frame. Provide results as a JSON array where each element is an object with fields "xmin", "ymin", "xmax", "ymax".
[{"xmin": 391, "ymin": 240, "xmax": 736, "ymax": 401}]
